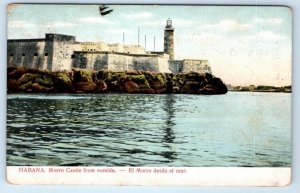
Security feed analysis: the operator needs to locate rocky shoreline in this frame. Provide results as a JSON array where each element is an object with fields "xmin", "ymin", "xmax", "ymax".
[{"xmin": 7, "ymin": 67, "xmax": 227, "ymax": 95}]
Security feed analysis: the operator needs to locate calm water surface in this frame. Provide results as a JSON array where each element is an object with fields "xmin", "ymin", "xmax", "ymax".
[{"xmin": 7, "ymin": 92, "xmax": 291, "ymax": 167}]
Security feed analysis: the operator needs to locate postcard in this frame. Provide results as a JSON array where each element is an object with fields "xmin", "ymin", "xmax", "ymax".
[{"xmin": 6, "ymin": 4, "xmax": 292, "ymax": 186}]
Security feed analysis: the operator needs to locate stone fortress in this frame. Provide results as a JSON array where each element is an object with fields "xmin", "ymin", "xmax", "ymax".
[{"xmin": 7, "ymin": 19, "xmax": 212, "ymax": 74}]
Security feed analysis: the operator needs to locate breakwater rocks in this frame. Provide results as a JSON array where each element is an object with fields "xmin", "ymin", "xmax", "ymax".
[{"xmin": 7, "ymin": 67, "xmax": 227, "ymax": 95}]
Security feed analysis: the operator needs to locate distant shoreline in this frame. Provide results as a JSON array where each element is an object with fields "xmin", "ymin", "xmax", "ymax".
[
  {"xmin": 228, "ymin": 90, "xmax": 292, "ymax": 93},
  {"xmin": 228, "ymin": 85, "xmax": 292, "ymax": 93}
]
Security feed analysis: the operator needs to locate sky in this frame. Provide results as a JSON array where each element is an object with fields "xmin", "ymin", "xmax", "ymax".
[{"xmin": 7, "ymin": 4, "xmax": 292, "ymax": 86}]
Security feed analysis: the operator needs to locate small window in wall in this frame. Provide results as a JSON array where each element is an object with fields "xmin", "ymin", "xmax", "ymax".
[
  {"xmin": 45, "ymin": 53, "xmax": 48, "ymax": 56},
  {"xmin": 71, "ymin": 54, "xmax": 75, "ymax": 59},
  {"xmin": 34, "ymin": 53, "xmax": 38, "ymax": 56},
  {"xmin": 22, "ymin": 53, "xmax": 25, "ymax": 56},
  {"xmin": 10, "ymin": 53, "xmax": 13, "ymax": 57}
]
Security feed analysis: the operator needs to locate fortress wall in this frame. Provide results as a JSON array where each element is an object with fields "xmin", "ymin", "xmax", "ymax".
[
  {"xmin": 131, "ymin": 56, "xmax": 158, "ymax": 71},
  {"xmin": 72, "ymin": 53, "xmax": 86, "ymax": 69},
  {"xmin": 73, "ymin": 52, "xmax": 164, "ymax": 72},
  {"xmin": 46, "ymin": 34, "xmax": 77, "ymax": 71},
  {"xmin": 169, "ymin": 60, "xmax": 183, "ymax": 74},
  {"xmin": 157, "ymin": 54, "xmax": 171, "ymax": 73},
  {"xmin": 7, "ymin": 34, "xmax": 79, "ymax": 72},
  {"xmin": 46, "ymin": 33, "xmax": 76, "ymax": 42},
  {"xmin": 72, "ymin": 52, "xmax": 109, "ymax": 70},
  {"xmin": 79, "ymin": 43, "xmax": 145, "ymax": 54},
  {"xmin": 93, "ymin": 54, "xmax": 109, "ymax": 70},
  {"xmin": 108, "ymin": 44, "xmax": 124, "ymax": 53},
  {"xmin": 80, "ymin": 42, "xmax": 109, "ymax": 52},
  {"xmin": 80, "ymin": 43, "xmax": 97, "ymax": 51},
  {"xmin": 108, "ymin": 54, "xmax": 163, "ymax": 72},
  {"xmin": 181, "ymin": 60, "xmax": 212, "ymax": 74},
  {"xmin": 7, "ymin": 34, "xmax": 212, "ymax": 74},
  {"xmin": 7, "ymin": 40, "xmax": 51, "ymax": 69},
  {"xmin": 51, "ymin": 41, "xmax": 78, "ymax": 71},
  {"xmin": 107, "ymin": 54, "xmax": 133, "ymax": 71},
  {"xmin": 124, "ymin": 45, "xmax": 146, "ymax": 54}
]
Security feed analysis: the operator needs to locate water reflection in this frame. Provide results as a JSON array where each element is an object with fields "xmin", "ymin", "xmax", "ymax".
[{"xmin": 161, "ymin": 94, "xmax": 177, "ymax": 161}]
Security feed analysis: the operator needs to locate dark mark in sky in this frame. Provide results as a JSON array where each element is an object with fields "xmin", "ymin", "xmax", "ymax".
[{"xmin": 99, "ymin": 5, "xmax": 113, "ymax": 16}]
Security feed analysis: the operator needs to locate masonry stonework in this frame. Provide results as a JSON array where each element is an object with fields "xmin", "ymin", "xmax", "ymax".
[
  {"xmin": 163, "ymin": 18, "xmax": 174, "ymax": 60},
  {"xmin": 7, "ymin": 19, "xmax": 212, "ymax": 75}
]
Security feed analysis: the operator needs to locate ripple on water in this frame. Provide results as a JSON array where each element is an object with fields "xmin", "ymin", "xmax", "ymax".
[{"xmin": 6, "ymin": 93, "xmax": 291, "ymax": 167}]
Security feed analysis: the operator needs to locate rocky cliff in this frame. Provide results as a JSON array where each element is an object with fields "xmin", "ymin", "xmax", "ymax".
[{"xmin": 7, "ymin": 67, "xmax": 227, "ymax": 95}]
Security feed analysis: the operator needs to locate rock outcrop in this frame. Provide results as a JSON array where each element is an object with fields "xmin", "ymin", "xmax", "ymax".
[{"xmin": 7, "ymin": 67, "xmax": 227, "ymax": 95}]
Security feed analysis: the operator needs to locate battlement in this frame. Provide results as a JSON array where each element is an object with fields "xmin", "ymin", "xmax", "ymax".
[
  {"xmin": 169, "ymin": 59, "xmax": 212, "ymax": 74},
  {"xmin": 8, "ymin": 38, "xmax": 45, "ymax": 42},
  {"xmin": 73, "ymin": 51, "xmax": 165, "ymax": 58},
  {"xmin": 7, "ymin": 19, "xmax": 212, "ymax": 74},
  {"xmin": 45, "ymin": 33, "xmax": 76, "ymax": 42}
]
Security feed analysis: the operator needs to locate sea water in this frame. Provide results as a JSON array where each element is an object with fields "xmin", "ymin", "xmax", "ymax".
[{"xmin": 6, "ymin": 92, "xmax": 291, "ymax": 167}]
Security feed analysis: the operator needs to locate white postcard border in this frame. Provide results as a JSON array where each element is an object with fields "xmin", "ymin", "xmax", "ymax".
[{"xmin": 7, "ymin": 166, "xmax": 291, "ymax": 186}]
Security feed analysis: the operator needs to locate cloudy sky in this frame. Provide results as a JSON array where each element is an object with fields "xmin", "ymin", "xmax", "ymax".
[{"xmin": 7, "ymin": 4, "xmax": 292, "ymax": 86}]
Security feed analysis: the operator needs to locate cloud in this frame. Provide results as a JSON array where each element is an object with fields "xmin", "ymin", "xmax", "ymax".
[
  {"xmin": 123, "ymin": 11, "xmax": 154, "ymax": 20},
  {"xmin": 8, "ymin": 17, "xmax": 109, "ymax": 31},
  {"xmin": 138, "ymin": 18, "xmax": 196, "ymax": 28},
  {"xmin": 178, "ymin": 32, "xmax": 224, "ymax": 46},
  {"xmin": 105, "ymin": 28, "xmax": 133, "ymax": 35},
  {"xmin": 172, "ymin": 18, "xmax": 197, "ymax": 27},
  {"xmin": 8, "ymin": 20, "xmax": 35, "ymax": 29},
  {"xmin": 45, "ymin": 21, "xmax": 76, "ymax": 28},
  {"xmin": 254, "ymin": 18, "xmax": 283, "ymax": 25},
  {"xmin": 240, "ymin": 30, "xmax": 289, "ymax": 41},
  {"xmin": 219, "ymin": 20, "xmax": 253, "ymax": 31},
  {"xmin": 200, "ymin": 19, "xmax": 253, "ymax": 32},
  {"xmin": 256, "ymin": 31, "xmax": 289, "ymax": 41},
  {"xmin": 77, "ymin": 17, "xmax": 110, "ymax": 24},
  {"xmin": 140, "ymin": 20, "xmax": 164, "ymax": 27}
]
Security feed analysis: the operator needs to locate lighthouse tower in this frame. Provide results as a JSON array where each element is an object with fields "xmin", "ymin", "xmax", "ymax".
[{"xmin": 164, "ymin": 18, "xmax": 175, "ymax": 60}]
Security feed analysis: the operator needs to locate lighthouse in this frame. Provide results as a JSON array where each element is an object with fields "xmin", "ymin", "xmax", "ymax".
[{"xmin": 164, "ymin": 18, "xmax": 174, "ymax": 60}]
